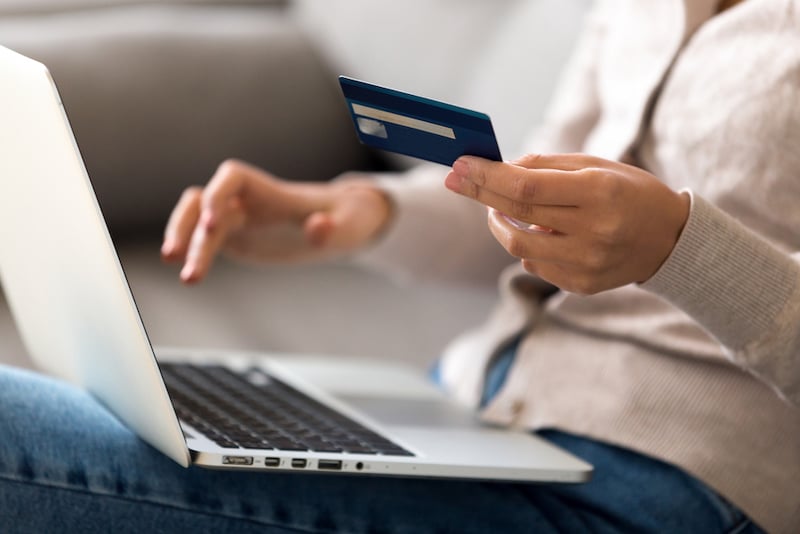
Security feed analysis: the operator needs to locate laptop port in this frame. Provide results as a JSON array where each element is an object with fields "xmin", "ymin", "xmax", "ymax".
[
  {"xmin": 317, "ymin": 460, "xmax": 342, "ymax": 471},
  {"xmin": 291, "ymin": 458, "xmax": 307, "ymax": 469},
  {"xmin": 222, "ymin": 455, "xmax": 254, "ymax": 466},
  {"xmin": 264, "ymin": 457, "xmax": 281, "ymax": 467}
]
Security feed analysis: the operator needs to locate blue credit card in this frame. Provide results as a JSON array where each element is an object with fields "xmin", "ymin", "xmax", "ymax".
[{"xmin": 339, "ymin": 76, "xmax": 502, "ymax": 167}]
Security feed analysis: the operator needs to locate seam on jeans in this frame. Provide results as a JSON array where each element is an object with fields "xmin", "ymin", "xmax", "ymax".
[
  {"xmin": 726, "ymin": 518, "xmax": 753, "ymax": 534},
  {"xmin": 537, "ymin": 486, "xmax": 627, "ymax": 533},
  {"xmin": 512, "ymin": 482, "xmax": 609, "ymax": 534},
  {"xmin": 685, "ymin": 474, "xmax": 757, "ymax": 533},
  {"xmin": 0, "ymin": 474, "xmax": 329, "ymax": 534}
]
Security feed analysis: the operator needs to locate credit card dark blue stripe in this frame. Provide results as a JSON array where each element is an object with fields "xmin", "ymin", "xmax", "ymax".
[
  {"xmin": 340, "ymin": 78, "xmax": 491, "ymax": 132},
  {"xmin": 339, "ymin": 76, "xmax": 502, "ymax": 167}
]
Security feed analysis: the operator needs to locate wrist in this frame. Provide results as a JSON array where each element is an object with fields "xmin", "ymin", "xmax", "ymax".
[
  {"xmin": 670, "ymin": 190, "xmax": 692, "ymax": 243},
  {"xmin": 333, "ymin": 176, "xmax": 396, "ymax": 245},
  {"xmin": 359, "ymin": 184, "xmax": 396, "ymax": 243},
  {"xmin": 643, "ymin": 189, "xmax": 691, "ymax": 283}
]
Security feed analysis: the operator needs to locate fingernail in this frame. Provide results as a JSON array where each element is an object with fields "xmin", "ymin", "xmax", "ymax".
[
  {"xmin": 444, "ymin": 171, "xmax": 465, "ymax": 191},
  {"xmin": 452, "ymin": 158, "xmax": 470, "ymax": 178},
  {"xmin": 161, "ymin": 239, "xmax": 175, "ymax": 256},
  {"xmin": 201, "ymin": 210, "xmax": 215, "ymax": 231},
  {"xmin": 180, "ymin": 263, "xmax": 196, "ymax": 282}
]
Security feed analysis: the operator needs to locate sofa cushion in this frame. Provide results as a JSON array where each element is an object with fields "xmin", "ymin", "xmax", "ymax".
[
  {"xmin": 0, "ymin": 4, "xmax": 374, "ymax": 236},
  {"xmin": 0, "ymin": 0, "xmax": 285, "ymax": 17},
  {"xmin": 0, "ymin": 244, "xmax": 498, "ymax": 371}
]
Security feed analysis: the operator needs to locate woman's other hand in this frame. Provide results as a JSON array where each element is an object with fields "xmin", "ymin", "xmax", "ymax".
[
  {"xmin": 444, "ymin": 153, "xmax": 690, "ymax": 295},
  {"xmin": 161, "ymin": 159, "xmax": 392, "ymax": 284}
]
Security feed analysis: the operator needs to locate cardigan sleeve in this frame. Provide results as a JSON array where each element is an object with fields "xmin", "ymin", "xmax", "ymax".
[{"xmin": 642, "ymin": 192, "xmax": 800, "ymax": 407}]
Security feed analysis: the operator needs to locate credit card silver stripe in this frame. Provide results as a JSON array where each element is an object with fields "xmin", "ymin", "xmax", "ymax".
[{"xmin": 351, "ymin": 103, "xmax": 456, "ymax": 139}]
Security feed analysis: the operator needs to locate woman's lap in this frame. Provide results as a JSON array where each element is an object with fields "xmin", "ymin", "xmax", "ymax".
[{"xmin": 0, "ymin": 365, "xmax": 760, "ymax": 533}]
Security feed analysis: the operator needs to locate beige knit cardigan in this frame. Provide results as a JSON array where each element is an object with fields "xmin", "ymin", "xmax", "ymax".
[{"xmin": 357, "ymin": 0, "xmax": 800, "ymax": 531}]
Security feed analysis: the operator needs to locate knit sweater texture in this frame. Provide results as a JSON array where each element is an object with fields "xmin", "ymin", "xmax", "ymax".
[{"xmin": 357, "ymin": 0, "xmax": 800, "ymax": 531}]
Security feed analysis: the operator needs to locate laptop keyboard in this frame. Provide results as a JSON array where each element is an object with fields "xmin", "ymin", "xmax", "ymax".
[{"xmin": 159, "ymin": 363, "xmax": 414, "ymax": 456}]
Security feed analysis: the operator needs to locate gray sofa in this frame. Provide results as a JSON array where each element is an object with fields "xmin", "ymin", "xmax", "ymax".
[{"xmin": 0, "ymin": 0, "xmax": 588, "ymax": 371}]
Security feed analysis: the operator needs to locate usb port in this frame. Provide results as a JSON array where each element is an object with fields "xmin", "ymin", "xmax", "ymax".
[
  {"xmin": 291, "ymin": 458, "xmax": 307, "ymax": 469},
  {"xmin": 317, "ymin": 460, "xmax": 342, "ymax": 471},
  {"xmin": 264, "ymin": 457, "xmax": 281, "ymax": 467},
  {"xmin": 222, "ymin": 455, "xmax": 254, "ymax": 466}
]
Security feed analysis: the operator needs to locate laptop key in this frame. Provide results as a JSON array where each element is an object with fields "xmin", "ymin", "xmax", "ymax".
[
  {"xmin": 213, "ymin": 439, "xmax": 240, "ymax": 449},
  {"xmin": 160, "ymin": 363, "xmax": 414, "ymax": 458},
  {"xmin": 237, "ymin": 440, "xmax": 274, "ymax": 450},
  {"xmin": 340, "ymin": 446, "xmax": 379, "ymax": 455},
  {"xmin": 270, "ymin": 443, "xmax": 309, "ymax": 452}
]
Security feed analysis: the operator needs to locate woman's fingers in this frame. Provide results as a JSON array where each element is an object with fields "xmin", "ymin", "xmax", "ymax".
[
  {"xmin": 487, "ymin": 209, "xmax": 611, "ymax": 295},
  {"xmin": 487, "ymin": 208, "xmax": 569, "ymax": 261},
  {"xmin": 446, "ymin": 169, "xmax": 580, "ymax": 231},
  {"xmin": 511, "ymin": 152, "xmax": 615, "ymax": 172},
  {"xmin": 200, "ymin": 159, "xmax": 255, "ymax": 229},
  {"xmin": 302, "ymin": 183, "xmax": 391, "ymax": 250},
  {"xmin": 449, "ymin": 152, "xmax": 691, "ymax": 294},
  {"xmin": 162, "ymin": 186, "xmax": 203, "ymax": 262},
  {"xmin": 180, "ymin": 198, "xmax": 246, "ymax": 284},
  {"xmin": 163, "ymin": 162, "xmax": 395, "ymax": 280},
  {"xmin": 163, "ymin": 161, "xmax": 255, "ymax": 264},
  {"xmin": 303, "ymin": 212, "xmax": 335, "ymax": 247},
  {"xmin": 448, "ymin": 156, "xmax": 595, "ymax": 208}
]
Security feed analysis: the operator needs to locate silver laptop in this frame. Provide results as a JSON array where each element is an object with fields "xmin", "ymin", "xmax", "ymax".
[{"xmin": 0, "ymin": 45, "xmax": 591, "ymax": 482}]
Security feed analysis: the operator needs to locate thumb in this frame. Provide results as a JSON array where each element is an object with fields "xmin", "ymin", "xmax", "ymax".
[
  {"xmin": 303, "ymin": 184, "xmax": 392, "ymax": 252},
  {"xmin": 303, "ymin": 212, "xmax": 336, "ymax": 248},
  {"xmin": 304, "ymin": 199, "xmax": 367, "ymax": 250}
]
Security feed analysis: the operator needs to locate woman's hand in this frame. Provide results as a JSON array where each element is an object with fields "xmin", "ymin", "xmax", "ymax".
[
  {"xmin": 161, "ymin": 159, "xmax": 392, "ymax": 284},
  {"xmin": 444, "ymin": 153, "xmax": 690, "ymax": 295}
]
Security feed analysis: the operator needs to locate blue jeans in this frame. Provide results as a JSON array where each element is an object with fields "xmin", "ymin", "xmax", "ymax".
[{"xmin": 0, "ymin": 360, "xmax": 764, "ymax": 533}]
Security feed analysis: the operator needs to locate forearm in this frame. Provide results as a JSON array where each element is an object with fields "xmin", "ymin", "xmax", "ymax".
[{"xmin": 642, "ymin": 193, "xmax": 800, "ymax": 406}]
